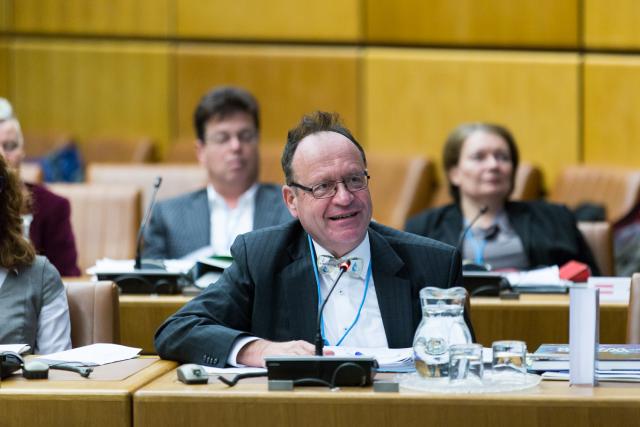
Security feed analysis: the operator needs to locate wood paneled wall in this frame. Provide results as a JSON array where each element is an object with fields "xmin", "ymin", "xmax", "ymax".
[
  {"xmin": 11, "ymin": 0, "xmax": 172, "ymax": 36},
  {"xmin": 175, "ymin": 45, "xmax": 359, "ymax": 151},
  {"xmin": 584, "ymin": 55, "xmax": 640, "ymax": 166},
  {"xmin": 10, "ymin": 39, "xmax": 172, "ymax": 155},
  {"xmin": 365, "ymin": 0, "xmax": 579, "ymax": 47},
  {"xmin": 1, "ymin": 1, "xmax": 640, "ymax": 187},
  {"xmin": 364, "ymin": 50, "xmax": 579, "ymax": 185},
  {"xmin": 176, "ymin": 0, "xmax": 360, "ymax": 41},
  {"xmin": 584, "ymin": 0, "xmax": 640, "ymax": 49}
]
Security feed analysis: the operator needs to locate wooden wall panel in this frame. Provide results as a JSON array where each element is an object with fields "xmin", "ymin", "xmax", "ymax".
[
  {"xmin": 584, "ymin": 0, "xmax": 640, "ymax": 49},
  {"xmin": 11, "ymin": 39, "xmax": 173, "ymax": 155},
  {"xmin": 12, "ymin": 0, "xmax": 172, "ymax": 36},
  {"xmin": 176, "ymin": 0, "xmax": 360, "ymax": 41},
  {"xmin": 365, "ymin": 0, "xmax": 578, "ymax": 48},
  {"xmin": 584, "ymin": 55, "xmax": 640, "ymax": 166},
  {"xmin": 0, "ymin": 41, "xmax": 9, "ymax": 98},
  {"xmin": 0, "ymin": 0, "xmax": 11, "ymax": 31},
  {"xmin": 175, "ymin": 44, "xmax": 359, "ymax": 152},
  {"xmin": 363, "ymin": 49, "xmax": 580, "ymax": 187}
]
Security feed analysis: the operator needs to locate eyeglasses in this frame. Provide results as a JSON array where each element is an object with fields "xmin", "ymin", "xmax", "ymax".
[
  {"xmin": 290, "ymin": 172, "xmax": 370, "ymax": 199},
  {"xmin": 1, "ymin": 140, "xmax": 20, "ymax": 152},
  {"xmin": 204, "ymin": 129, "xmax": 257, "ymax": 146}
]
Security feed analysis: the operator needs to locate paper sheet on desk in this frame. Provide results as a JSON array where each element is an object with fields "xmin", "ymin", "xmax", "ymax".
[
  {"xmin": 0, "ymin": 344, "xmax": 31, "ymax": 354},
  {"xmin": 588, "ymin": 277, "xmax": 631, "ymax": 303},
  {"xmin": 203, "ymin": 366, "xmax": 267, "ymax": 375},
  {"xmin": 504, "ymin": 266, "xmax": 570, "ymax": 290},
  {"xmin": 327, "ymin": 346, "xmax": 414, "ymax": 371},
  {"xmin": 36, "ymin": 343, "xmax": 142, "ymax": 366}
]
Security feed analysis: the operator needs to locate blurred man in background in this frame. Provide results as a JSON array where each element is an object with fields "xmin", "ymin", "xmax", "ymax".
[{"xmin": 143, "ymin": 86, "xmax": 291, "ymax": 260}]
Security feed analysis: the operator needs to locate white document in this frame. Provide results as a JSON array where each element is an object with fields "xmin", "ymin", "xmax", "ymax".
[
  {"xmin": 203, "ymin": 366, "xmax": 267, "ymax": 375},
  {"xmin": 588, "ymin": 277, "xmax": 631, "ymax": 303},
  {"xmin": 36, "ymin": 343, "xmax": 142, "ymax": 366},
  {"xmin": 0, "ymin": 344, "xmax": 31, "ymax": 354},
  {"xmin": 504, "ymin": 266, "xmax": 569, "ymax": 289},
  {"xmin": 569, "ymin": 286, "xmax": 599, "ymax": 386},
  {"xmin": 327, "ymin": 346, "xmax": 413, "ymax": 370}
]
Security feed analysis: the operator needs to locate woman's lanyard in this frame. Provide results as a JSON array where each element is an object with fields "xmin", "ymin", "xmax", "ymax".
[
  {"xmin": 307, "ymin": 235, "xmax": 372, "ymax": 346},
  {"xmin": 464, "ymin": 220, "xmax": 499, "ymax": 266}
]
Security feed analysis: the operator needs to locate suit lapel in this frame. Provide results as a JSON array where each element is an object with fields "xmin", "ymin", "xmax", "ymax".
[
  {"xmin": 368, "ymin": 227, "xmax": 414, "ymax": 348},
  {"xmin": 185, "ymin": 190, "xmax": 210, "ymax": 251},
  {"xmin": 276, "ymin": 229, "xmax": 317, "ymax": 342},
  {"xmin": 254, "ymin": 185, "xmax": 278, "ymax": 229}
]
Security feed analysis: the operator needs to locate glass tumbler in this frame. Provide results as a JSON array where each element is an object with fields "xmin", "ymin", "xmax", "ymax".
[
  {"xmin": 449, "ymin": 343, "xmax": 484, "ymax": 383},
  {"xmin": 492, "ymin": 340, "xmax": 527, "ymax": 379}
]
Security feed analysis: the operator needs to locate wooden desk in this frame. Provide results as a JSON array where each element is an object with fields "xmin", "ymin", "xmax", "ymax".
[
  {"xmin": 119, "ymin": 295, "xmax": 191, "ymax": 354},
  {"xmin": 0, "ymin": 359, "xmax": 176, "ymax": 427},
  {"xmin": 470, "ymin": 294, "xmax": 627, "ymax": 350},
  {"xmin": 135, "ymin": 370, "xmax": 640, "ymax": 427},
  {"xmin": 119, "ymin": 294, "xmax": 628, "ymax": 354}
]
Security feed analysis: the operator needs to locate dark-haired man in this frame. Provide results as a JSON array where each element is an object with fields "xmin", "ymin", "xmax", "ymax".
[
  {"xmin": 143, "ymin": 86, "xmax": 291, "ymax": 259},
  {"xmin": 155, "ymin": 111, "xmax": 471, "ymax": 367}
]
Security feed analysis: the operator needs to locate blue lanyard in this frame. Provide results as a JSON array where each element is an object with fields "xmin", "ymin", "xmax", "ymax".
[
  {"xmin": 307, "ymin": 235, "xmax": 372, "ymax": 346},
  {"xmin": 466, "ymin": 230, "xmax": 488, "ymax": 265}
]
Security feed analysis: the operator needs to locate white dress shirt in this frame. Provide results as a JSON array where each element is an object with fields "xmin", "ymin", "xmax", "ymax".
[
  {"xmin": 311, "ymin": 233, "xmax": 388, "ymax": 348},
  {"xmin": 207, "ymin": 184, "xmax": 258, "ymax": 256},
  {"xmin": 227, "ymin": 233, "xmax": 388, "ymax": 366},
  {"xmin": 0, "ymin": 267, "xmax": 72, "ymax": 354}
]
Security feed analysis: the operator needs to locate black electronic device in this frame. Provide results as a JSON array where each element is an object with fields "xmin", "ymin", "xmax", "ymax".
[
  {"xmin": 0, "ymin": 351, "xmax": 24, "ymax": 379},
  {"xmin": 265, "ymin": 356, "xmax": 377, "ymax": 387},
  {"xmin": 462, "ymin": 271, "xmax": 512, "ymax": 296},
  {"xmin": 96, "ymin": 270, "xmax": 189, "ymax": 294}
]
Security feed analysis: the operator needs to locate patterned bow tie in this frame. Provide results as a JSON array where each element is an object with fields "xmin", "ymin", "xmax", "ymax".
[{"xmin": 317, "ymin": 255, "xmax": 365, "ymax": 278}]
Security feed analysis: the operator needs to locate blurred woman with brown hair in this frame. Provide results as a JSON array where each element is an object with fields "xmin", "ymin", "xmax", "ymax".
[
  {"xmin": 0, "ymin": 155, "xmax": 71, "ymax": 353},
  {"xmin": 406, "ymin": 122, "xmax": 599, "ymax": 274}
]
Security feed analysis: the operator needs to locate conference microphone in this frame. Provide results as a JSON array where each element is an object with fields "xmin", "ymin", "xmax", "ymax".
[
  {"xmin": 456, "ymin": 205, "xmax": 489, "ymax": 251},
  {"xmin": 134, "ymin": 176, "xmax": 162, "ymax": 270},
  {"xmin": 315, "ymin": 260, "xmax": 351, "ymax": 356}
]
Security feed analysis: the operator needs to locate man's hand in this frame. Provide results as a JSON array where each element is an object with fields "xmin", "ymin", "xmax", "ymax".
[{"xmin": 237, "ymin": 339, "xmax": 333, "ymax": 367}]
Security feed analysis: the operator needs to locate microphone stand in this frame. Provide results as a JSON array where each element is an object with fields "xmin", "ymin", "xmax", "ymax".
[
  {"xmin": 135, "ymin": 176, "xmax": 162, "ymax": 270},
  {"xmin": 315, "ymin": 260, "xmax": 351, "ymax": 356}
]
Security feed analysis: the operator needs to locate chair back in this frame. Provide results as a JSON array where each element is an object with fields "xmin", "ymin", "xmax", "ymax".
[
  {"xmin": 48, "ymin": 183, "xmax": 142, "ymax": 272},
  {"xmin": 549, "ymin": 165, "xmax": 640, "ymax": 223},
  {"xmin": 87, "ymin": 163, "xmax": 208, "ymax": 212},
  {"xmin": 166, "ymin": 137, "xmax": 198, "ymax": 163},
  {"xmin": 367, "ymin": 153, "xmax": 434, "ymax": 229},
  {"xmin": 65, "ymin": 281, "xmax": 120, "ymax": 347},
  {"xmin": 627, "ymin": 273, "xmax": 640, "ymax": 343},
  {"xmin": 577, "ymin": 221, "xmax": 615, "ymax": 276}
]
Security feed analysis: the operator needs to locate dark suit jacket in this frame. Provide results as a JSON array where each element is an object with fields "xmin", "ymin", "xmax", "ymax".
[
  {"xmin": 27, "ymin": 183, "xmax": 80, "ymax": 277},
  {"xmin": 142, "ymin": 183, "xmax": 292, "ymax": 259},
  {"xmin": 154, "ymin": 220, "xmax": 470, "ymax": 367},
  {"xmin": 405, "ymin": 201, "xmax": 600, "ymax": 275}
]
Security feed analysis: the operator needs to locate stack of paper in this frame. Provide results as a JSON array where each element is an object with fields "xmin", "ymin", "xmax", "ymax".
[
  {"xmin": 504, "ymin": 266, "xmax": 570, "ymax": 293},
  {"xmin": 327, "ymin": 346, "xmax": 414, "ymax": 372}
]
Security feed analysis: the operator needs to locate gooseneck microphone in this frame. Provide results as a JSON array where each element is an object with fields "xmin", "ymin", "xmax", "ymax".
[
  {"xmin": 135, "ymin": 176, "xmax": 162, "ymax": 270},
  {"xmin": 315, "ymin": 260, "xmax": 351, "ymax": 356},
  {"xmin": 456, "ymin": 205, "xmax": 489, "ymax": 251}
]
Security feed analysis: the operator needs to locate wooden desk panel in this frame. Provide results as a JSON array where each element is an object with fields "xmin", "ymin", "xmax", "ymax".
[
  {"xmin": 471, "ymin": 295, "xmax": 627, "ymax": 350},
  {"xmin": 0, "ymin": 359, "xmax": 176, "ymax": 427},
  {"xmin": 135, "ymin": 370, "xmax": 640, "ymax": 427},
  {"xmin": 120, "ymin": 294, "xmax": 628, "ymax": 355}
]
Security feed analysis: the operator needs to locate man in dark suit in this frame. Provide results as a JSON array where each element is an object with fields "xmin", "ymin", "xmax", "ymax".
[
  {"xmin": 155, "ymin": 111, "xmax": 468, "ymax": 368},
  {"xmin": 143, "ymin": 86, "xmax": 291, "ymax": 259},
  {"xmin": 0, "ymin": 110, "xmax": 80, "ymax": 276}
]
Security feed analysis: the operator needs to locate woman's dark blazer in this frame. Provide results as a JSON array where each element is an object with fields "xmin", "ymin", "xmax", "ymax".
[{"xmin": 405, "ymin": 201, "xmax": 600, "ymax": 275}]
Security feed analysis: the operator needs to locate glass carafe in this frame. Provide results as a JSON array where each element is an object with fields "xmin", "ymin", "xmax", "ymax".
[{"xmin": 413, "ymin": 287, "xmax": 472, "ymax": 378}]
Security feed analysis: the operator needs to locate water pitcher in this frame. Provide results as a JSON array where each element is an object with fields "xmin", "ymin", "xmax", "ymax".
[{"xmin": 413, "ymin": 286, "xmax": 472, "ymax": 378}]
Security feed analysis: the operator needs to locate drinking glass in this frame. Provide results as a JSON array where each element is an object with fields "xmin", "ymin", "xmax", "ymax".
[
  {"xmin": 492, "ymin": 340, "xmax": 527, "ymax": 378},
  {"xmin": 449, "ymin": 343, "xmax": 483, "ymax": 383}
]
